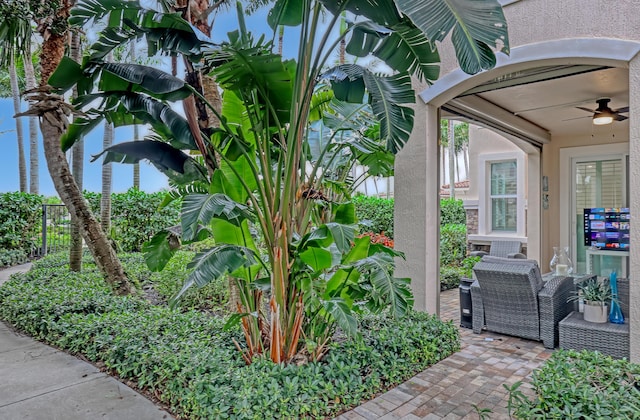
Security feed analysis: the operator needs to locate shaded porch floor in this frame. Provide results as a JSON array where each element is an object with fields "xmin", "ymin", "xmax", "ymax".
[{"xmin": 336, "ymin": 288, "xmax": 553, "ymax": 420}]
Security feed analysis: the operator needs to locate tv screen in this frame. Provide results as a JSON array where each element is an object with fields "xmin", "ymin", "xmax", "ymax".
[{"xmin": 583, "ymin": 208, "xmax": 630, "ymax": 251}]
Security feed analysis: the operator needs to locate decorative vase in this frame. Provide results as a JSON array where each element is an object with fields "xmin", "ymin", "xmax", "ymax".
[
  {"xmin": 583, "ymin": 302, "xmax": 609, "ymax": 323},
  {"xmin": 609, "ymin": 271, "xmax": 625, "ymax": 324},
  {"xmin": 550, "ymin": 246, "xmax": 573, "ymax": 275}
]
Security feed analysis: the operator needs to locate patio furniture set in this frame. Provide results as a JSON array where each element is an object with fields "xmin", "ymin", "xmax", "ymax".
[{"xmin": 467, "ymin": 242, "xmax": 630, "ymax": 359}]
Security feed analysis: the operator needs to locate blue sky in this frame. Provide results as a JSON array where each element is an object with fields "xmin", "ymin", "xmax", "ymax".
[
  {"xmin": 0, "ymin": 98, "xmax": 169, "ymax": 196},
  {"xmin": 0, "ymin": 6, "xmax": 267, "ymax": 197},
  {"xmin": 0, "ymin": 5, "xmax": 335, "ymax": 197}
]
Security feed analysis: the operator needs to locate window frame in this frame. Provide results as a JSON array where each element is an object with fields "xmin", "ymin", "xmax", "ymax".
[{"xmin": 477, "ymin": 152, "xmax": 526, "ymax": 237}]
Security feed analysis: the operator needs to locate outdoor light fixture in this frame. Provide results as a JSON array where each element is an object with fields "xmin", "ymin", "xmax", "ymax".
[{"xmin": 593, "ymin": 110, "xmax": 614, "ymax": 125}]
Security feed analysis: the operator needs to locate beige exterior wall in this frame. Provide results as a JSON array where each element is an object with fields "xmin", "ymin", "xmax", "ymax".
[
  {"xmin": 466, "ymin": 125, "xmax": 524, "ymax": 200},
  {"xmin": 438, "ymin": 0, "xmax": 640, "ymax": 75}
]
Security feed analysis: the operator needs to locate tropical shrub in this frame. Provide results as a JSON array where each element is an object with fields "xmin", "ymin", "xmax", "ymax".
[
  {"xmin": 354, "ymin": 195, "xmax": 394, "ymax": 238},
  {"xmin": 0, "ymin": 256, "xmax": 460, "ymax": 419},
  {"xmin": 0, "ymin": 192, "xmax": 42, "ymax": 257},
  {"xmin": 52, "ymin": 0, "xmax": 508, "ymax": 364},
  {"xmin": 440, "ymin": 223, "xmax": 467, "ymax": 266},
  {"xmin": 84, "ymin": 189, "xmax": 181, "ymax": 252},
  {"xmin": 440, "ymin": 198, "xmax": 466, "ymax": 225},
  {"xmin": 507, "ymin": 349, "xmax": 640, "ymax": 419}
]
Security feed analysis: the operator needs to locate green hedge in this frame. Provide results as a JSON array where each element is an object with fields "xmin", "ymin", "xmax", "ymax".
[
  {"xmin": 440, "ymin": 223, "xmax": 467, "ymax": 266},
  {"xmin": 508, "ymin": 349, "xmax": 640, "ymax": 419},
  {"xmin": 353, "ymin": 195, "xmax": 394, "ymax": 238},
  {"xmin": 84, "ymin": 189, "xmax": 181, "ymax": 252},
  {"xmin": 0, "ymin": 192, "xmax": 41, "ymax": 266},
  {"xmin": 440, "ymin": 198, "xmax": 466, "ymax": 225},
  {"xmin": 0, "ymin": 255, "xmax": 459, "ymax": 419}
]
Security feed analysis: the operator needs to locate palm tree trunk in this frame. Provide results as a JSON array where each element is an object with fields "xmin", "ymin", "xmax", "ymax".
[
  {"xmin": 9, "ymin": 56, "xmax": 27, "ymax": 192},
  {"xmin": 130, "ymin": 42, "xmax": 140, "ymax": 189},
  {"xmin": 24, "ymin": 52, "xmax": 39, "ymax": 194},
  {"xmin": 69, "ymin": 30, "xmax": 84, "ymax": 272},
  {"xmin": 463, "ymin": 142, "xmax": 469, "ymax": 180},
  {"xmin": 33, "ymin": 2, "xmax": 133, "ymax": 295},
  {"xmin": 448, "ymin": 119, "xmax": 455, "ymax": 198},
  {"xmin": 101, "ymin": 121, "xmax": 113, "ymax": 233}
]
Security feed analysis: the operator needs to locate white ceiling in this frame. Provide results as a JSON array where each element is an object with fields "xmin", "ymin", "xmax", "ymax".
[{"xmin": 445, "ymin": 66, "xmax": 630, "ymax": 140}]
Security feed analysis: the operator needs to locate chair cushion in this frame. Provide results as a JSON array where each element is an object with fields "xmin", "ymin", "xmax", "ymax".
[
  {"xmin": 480, "ymin": 255, "xmax": 538, "ymax": 266},
  {"xmin": 478, "ymin": 256, "xmax": 544, "ymax": 291}
]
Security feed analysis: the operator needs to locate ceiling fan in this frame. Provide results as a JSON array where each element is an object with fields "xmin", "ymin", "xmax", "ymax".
[{"xmin": 576, "ymin": 98, "xmax": 629, "ymax": 125}]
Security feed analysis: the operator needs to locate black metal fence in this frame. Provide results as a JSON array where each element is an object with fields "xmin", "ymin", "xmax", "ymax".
[{"xmin": 34, "ymin": 204, "xmax": 71, "ymax": 257}]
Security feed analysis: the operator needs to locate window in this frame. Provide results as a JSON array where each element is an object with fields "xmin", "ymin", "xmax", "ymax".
[
  {"xmin": 490, "ymin": 161, "xmax": 517, "ymax": 231},
  {"xmin": 470, "ymin": 151, "xmax": 525, "ymax": 240}
]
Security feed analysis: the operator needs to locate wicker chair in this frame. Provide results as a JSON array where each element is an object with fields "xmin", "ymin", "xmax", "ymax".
[
  {"xmin": 470, "ymin": 240, "xmax": 526, "ymax": 259},
  {"xmin": 470, "ymin": 256, "xmax": 575, "ymax": 348}
]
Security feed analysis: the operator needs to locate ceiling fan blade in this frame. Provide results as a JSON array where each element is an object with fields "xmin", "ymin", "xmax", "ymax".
[
  {"xmin": 615, "ymin": 114, "xmax": 628, "ymax": 121},
  {"xmin": 575, "ymin": 106, "xmax": 595, "ymax": 113},
  {"xmin": 615, "ymin": 106, "xmax": 629, "ymax": 113}
]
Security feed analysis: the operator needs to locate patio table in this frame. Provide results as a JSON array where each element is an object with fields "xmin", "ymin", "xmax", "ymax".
[{"xmin": 559, "ymin": 311, "xmax": 629, "ymax": 359}]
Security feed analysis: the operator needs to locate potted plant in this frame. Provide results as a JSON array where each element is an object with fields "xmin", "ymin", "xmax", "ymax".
[{"xmin": 569, "ymin": 278, "xmax": 614, "ymax": 323}]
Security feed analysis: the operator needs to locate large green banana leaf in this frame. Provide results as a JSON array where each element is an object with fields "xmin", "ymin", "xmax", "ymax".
[
  {"xmin": 71, "ymin": 0, "xmax": 203, "ymax": 62},
  {"xmin": 396, "ymin": 0, "xmax": 508, "ymax": 74},
  {"xmin": 170, "ymin": 244, "xmax": 258, "ymax": 306},
  {"xmin": 181, "ymin": 193, "xmax": 254, "ymax": 241}
]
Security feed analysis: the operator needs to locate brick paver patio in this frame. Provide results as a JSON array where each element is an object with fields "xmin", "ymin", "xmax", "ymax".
[{"xmin": 336, "ymin": 288, "xmax": 552, "ymax": 420}]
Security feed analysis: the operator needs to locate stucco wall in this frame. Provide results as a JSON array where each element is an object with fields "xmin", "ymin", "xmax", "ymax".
[
  {"xmin": 438, "ymin": 0, "xmax": 640, "ymax": 75},
  {"xmin": 466, "ymin": 125, "xmax": 524, "ymax": 200}
]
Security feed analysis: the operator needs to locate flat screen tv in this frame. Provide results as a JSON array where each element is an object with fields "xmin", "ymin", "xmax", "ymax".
[{"xmin": 583, "ymin": 207, "xmax": 630, "ymax": 251}]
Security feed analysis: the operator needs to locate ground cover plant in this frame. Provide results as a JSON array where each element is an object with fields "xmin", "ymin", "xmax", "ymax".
[
  {"xmin": 506, "ymin": 349, "xmax": 640, "ymax": 419},
  {"xmin": 0, "ymin": 255, "xmax": 460, "ymax": 419}
]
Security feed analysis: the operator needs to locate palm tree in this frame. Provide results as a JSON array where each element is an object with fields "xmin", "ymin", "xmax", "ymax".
[
  {"xmin": 8, "ymin": 55, "xmax": 27, "ymax": 192},
  {"xmin": 69, "ymin": 29, "xmax": 85, "ymax": 272},
  {"xmin": 130, "ymin": 42, "xmax": 140, "ymax": 189},
  {"xmin": 9, "ymin": 1, "xmax": 134, "ymax": 295},
  {"xmin": 24, "ymin": 51, "xmax": 39, "ymax": 194},
  {"xmin": 101, "ymin": 121, "xmax": 114, "ymax": 233}
]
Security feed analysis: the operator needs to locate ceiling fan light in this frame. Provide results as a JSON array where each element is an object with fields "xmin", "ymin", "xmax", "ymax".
[{"xmin": 593, "ymin": 111, "xmax": 614, "ymax": 125}]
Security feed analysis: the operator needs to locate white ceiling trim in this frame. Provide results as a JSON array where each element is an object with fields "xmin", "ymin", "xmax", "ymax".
[{"xmin": 443, "ymin": 96, "xmax": 551, "ymax": 145}]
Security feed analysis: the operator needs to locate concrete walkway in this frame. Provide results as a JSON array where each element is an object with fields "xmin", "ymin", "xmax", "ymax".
[{"xmin": 0, "ymin": 263, "xmax": 173, "ymax": 420}]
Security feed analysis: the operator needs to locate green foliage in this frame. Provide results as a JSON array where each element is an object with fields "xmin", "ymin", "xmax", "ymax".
[
  {"xmin": 440, "ymin": 198, "xmax": 466, "ymax": 225},
  {"xmin": 439, "ymin": 257, "xmax": 479, "ymax": 291},
  {"xmin": 570, "ymin": 277, "xmax": 614, "ymax": 304},
  {"xmin": 508, "ymin": 349, "xmax": 640, "ymax": 419},
  {"xmin": 0, "ymin": 255, "xmax": 459, "ymax": 419},
  {"xmin": 58, "ymin": 0, "xmax": 507, "ymax": 365},
  {"xmin": 439, "ymin": 266, "xmax": 463, "ymax": 291},
  {"xmin": 353, "ymin": 195, "xmax": 394, "ymax": 238},
  {"xmin": 83, "ymin": 189, "xmax": 181, "ymax": 252},
  {"xmin": 0, "ymin": 248, "xmax": 28, "ymax": 267},
  {"xmin": 0, "ymin": 192, "xmax": 42, "ymax": 255},
  {"xmin": 440, "ymin": 223, "xmax": 467, "ymax": 266}
]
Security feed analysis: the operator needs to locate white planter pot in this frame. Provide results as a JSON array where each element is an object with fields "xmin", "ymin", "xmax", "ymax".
[{"xmin": 583, "ymin": 302, "xmax": 608, "ymax": 323}]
